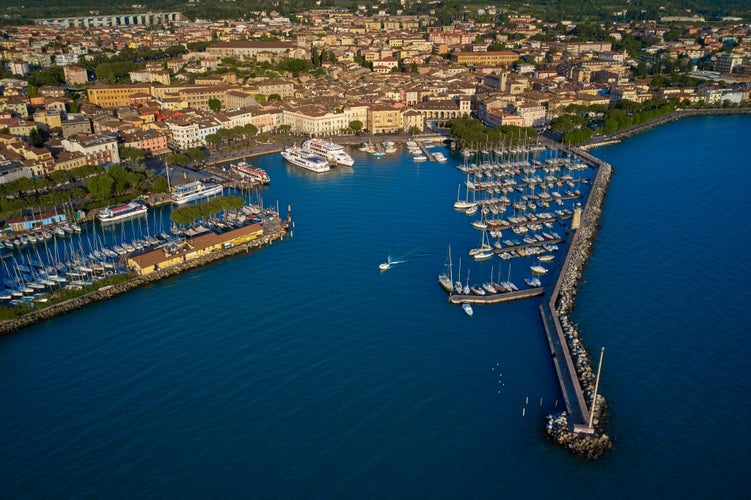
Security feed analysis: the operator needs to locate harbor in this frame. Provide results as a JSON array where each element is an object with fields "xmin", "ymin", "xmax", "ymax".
[{"xmin": 3, "ymin": 116, "xmax": 751, "ymax": 496}]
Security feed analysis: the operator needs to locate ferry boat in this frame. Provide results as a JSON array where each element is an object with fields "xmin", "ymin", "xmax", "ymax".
[
  {"xmin": 171, "ymin": 180, "xmax": 224, "ymax": 205},
  {"xmin": 281, "ymin": 146, "xmax": 330, "ymax": 173},
  {"xmin": 230, "ymin": 161, "xmax": 270, "ymax": 184},
  {"xmin": 97, "ymin": 201, "xmax": 148, "ymax": 223},
  {"xmin": 302, "ymin": 138, "xmax": 354, "ymax": 167}
]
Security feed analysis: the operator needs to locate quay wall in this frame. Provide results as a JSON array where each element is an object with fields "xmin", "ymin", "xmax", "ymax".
[{"xmin": 0, "ymin": 227, "xmax": 288, "ymax": 336}]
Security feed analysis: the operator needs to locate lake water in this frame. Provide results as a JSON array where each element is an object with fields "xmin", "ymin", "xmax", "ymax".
[{"xmin": 1, "ymin": 116, "xmax": 749, "ymax": 497}]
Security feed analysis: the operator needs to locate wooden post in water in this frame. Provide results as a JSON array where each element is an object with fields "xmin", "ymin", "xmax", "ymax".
[{"xmin": 588, "ymin": 347, "xmax": 605, "ymax": 430}]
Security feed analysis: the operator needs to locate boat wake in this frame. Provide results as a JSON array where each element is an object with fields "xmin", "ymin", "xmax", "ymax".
[{"xmin": 379, "ymin": 256, "xmax": 405, "ymax": 271}]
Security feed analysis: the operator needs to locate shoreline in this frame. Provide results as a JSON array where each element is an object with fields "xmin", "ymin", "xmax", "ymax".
[
  {"xmin": 580, "ymin": 107, "xmax": 751, "ymax": 150},
  {"xmin": 0, "ymin": 225, "xmax": 288, "ymax": 336}
]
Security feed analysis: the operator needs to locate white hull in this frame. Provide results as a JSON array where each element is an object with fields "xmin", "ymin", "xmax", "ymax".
[
  {"xmin": 281, "ymin": 147, "xmax": 330, "ymax": 173},
  {"xmin": 97, "ymin": 202, "xmax": 147, "ymax": 223},
  {"xmin": 171, "ymin": 181, "xmax": 224, "ymax": 205},
  {"xmin": 302, "ymin": 139, "xmax": 354, "ymax": 167}
]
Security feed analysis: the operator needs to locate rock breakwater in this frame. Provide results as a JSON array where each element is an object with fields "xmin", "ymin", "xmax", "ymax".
[{"xmin": 543, "ymin": 148, "xmax": 614, "ymax": 460}]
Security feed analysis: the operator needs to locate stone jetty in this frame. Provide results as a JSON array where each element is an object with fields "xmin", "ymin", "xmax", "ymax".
[
  {"xmin": 0, "ymin": 225, "xmax": 288, "ymax": 336},
  {"xmin": 539, "ymin": 145, "xmax": 614, "ymax": 460}
]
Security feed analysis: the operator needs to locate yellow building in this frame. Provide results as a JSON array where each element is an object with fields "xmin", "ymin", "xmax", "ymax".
[
  {"xmin": 87, "ymin": 84, "xmax": 152, "ymax": 107},
  {"xmin": 367, "ymin": 105, "xmax": 402, "ymax": 134},
  {"xmin": 127, "ymin": 223, "xmax": 264, "ymax": 276},
  {"xmin": 450, "ymin": 51, "xmax": 518, "ymax": 67}
]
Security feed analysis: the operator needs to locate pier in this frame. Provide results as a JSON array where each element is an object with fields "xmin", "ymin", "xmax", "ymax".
[
  {"xmin": 448, "ymin": 287, "xmax": 543, "ymax": 304},
  {"xmin": 417, "ymin": 142, "xmax": 436, "ymax": 162}
]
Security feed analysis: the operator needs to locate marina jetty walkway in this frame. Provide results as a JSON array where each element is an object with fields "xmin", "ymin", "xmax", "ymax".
[
  {"xmin": 449, "ymin": 287, "xmax": 543, "ymax": 305},
  {"xmin": 0, "ymin": 225, "xmax": 289, "ymax": 336},
  {"xmin": 417, "ymin": 142, "xmax": 436, "ymax": 161}
]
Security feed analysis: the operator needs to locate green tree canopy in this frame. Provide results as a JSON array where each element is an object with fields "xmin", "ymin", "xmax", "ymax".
[
  {"xmin": 349, "ymin": 120, "xmax": 364, "ymax": 134},
  {"xmin": 86, "ymin": 174, "xmax": 114, "ymax": 201},
  {"xmin": 208, "ymin": 98, "xmax": 222, "ymax": 112}
]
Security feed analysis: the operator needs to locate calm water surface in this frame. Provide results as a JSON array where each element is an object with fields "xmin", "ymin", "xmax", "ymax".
[{"xmin": 1, "ymin": 117, "xmax": 749, "ymax": 497}]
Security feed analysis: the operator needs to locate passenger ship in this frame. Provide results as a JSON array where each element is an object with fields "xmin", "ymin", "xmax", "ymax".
[
  {"xmin": 171, "ymin": 180, "xmax": 224, "ymax": 205},
  {"xmin": 97, "ymin": 201, "xmax": 148, "ymax": 223},
  {"xmin": 230, "ymin": 161, "xmax": 270, "ymax": 184},
  {"xmin": 301, "ymin": 138, "xmax": 355, "ymax": 167},
  {"xmin": 280, "ymin": 146, "xmax": 331, "ymax": 173}
]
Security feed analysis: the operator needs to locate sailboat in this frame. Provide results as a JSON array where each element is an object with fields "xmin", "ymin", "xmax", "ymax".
[
  {"xmin": 454, "ymin": 257, "xmax": 463, "ymax": 294},
  {"xmin": 453, "ymin": 182, "xmax": 476, "ymax": 211},
  {"xmin": 438, "ymin": 245, "xmax": 453, "ymax": 292},
  {"xmin": 471, "ymin": 230, "xmax": 494, "ymax": 261}
]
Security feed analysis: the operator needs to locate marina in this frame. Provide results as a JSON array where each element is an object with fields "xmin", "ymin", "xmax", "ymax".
[
  {"xmin": 0, "ymin": 195, "xmax": 286, "ymax": 315},
  {"xmin": 2, "ymin": 116, "xmax": 751, "ymax": 497}
]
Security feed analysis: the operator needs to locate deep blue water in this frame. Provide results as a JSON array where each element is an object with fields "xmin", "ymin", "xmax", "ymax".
[{"xmin": 1, "ymin": 117, "xmax": 749, "ymax": 497}]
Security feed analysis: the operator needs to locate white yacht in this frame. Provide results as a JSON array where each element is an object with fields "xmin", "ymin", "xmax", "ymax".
[
  {"xmin": 171, "ymin": 180, "xmax": 224, "ymax": 205},
  {"xmin": 281, "ymin": 146, "xmax": 331, "ymax": 173},
  {"xmin": 302, "ymin": 138, "xmax": 354, "ymax": 167},
  {"xmin": 97, "ymin": 201, "xmax": 147, "ymax": 223}
]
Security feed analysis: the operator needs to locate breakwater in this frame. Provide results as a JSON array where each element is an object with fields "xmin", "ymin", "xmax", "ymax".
[
  {"xmin": 0, "ymin": 226, "xmax": 288, "ymax": 336},
  {"xmin": 539, "ymin": 146, "xmax": 614, "ymax": 460}
]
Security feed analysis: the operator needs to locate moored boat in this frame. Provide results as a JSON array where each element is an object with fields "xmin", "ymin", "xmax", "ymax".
[
  {"xmin": 530, "ymin": 265, "xmax": 548, "ymax": 274},
  {"xmin": 302, "ymin": 138, "xmax": 354, "ymax": 167},
  {"xmin": 281, "ymin": 145, "xmax": 331, "ymax": 173},
  {"xmin": 97, "ymin": 201, "xmax": 148, "ymax": 223},
  {"xmin": 230, "ymin": 161, "xmax": 270, "ymax": 184},
  {"xmin": 171, "ymin": 180, "xmax": 224, "ymax": 205},
  {"xmin": 462, "ymin": 302, "xmax": 474, "ymax": 316}
]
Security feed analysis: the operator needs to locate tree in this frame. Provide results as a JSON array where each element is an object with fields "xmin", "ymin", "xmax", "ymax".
[
  {"xmin": 635, "ymin": 61, "xmax": 647, "ymax": 78},
  {"xmin": 49, "ymin": 170, "xmax": 71, "ymax": 184},
  {"xmin": 86, "ymin": 174, "xmax": 114, "ymax": 200},
  {"xmin": 27, "ymin": 66, "xmax": 65, "ymax": 87},
  {"xmin": 255, "ymin": 94, "xmax": 266, "ymax": 103},
  {"xmin": 152, "ymin": 176, "xmax": 169, "ymax": 193},
  {"xmin": 242, "ymin": 123, "xmax": 258, "ymax": 137},
  {"xmin": 119, "ymin": 147, "xmax": 146, "ymax": 163},
  {"xmin": 107, "ymin": 164, "xmax": 129, "ymax": 196},
  {"xmin": 268, "ymin": 93, "xmax": 281, "ymax": 101},
  {"xmin": 349, "ymin": 120, "xmax": 363, "ymax": 135},
  {"xmin": 167, "ymin": 153, "xmax": 190, "ymax": 167},
  {"xmin": 208, "ymin": 98, "xmax": 222, "ymax": 112},
  {"xmin": 186, "ymin": 148, "xmax": 206, "ymax": 162},
  {"xmin": 29, "ymin": 128, "xmax": 43, "ymax": 147}
]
